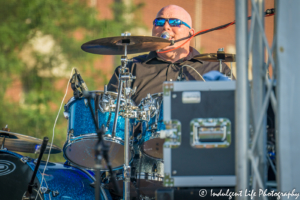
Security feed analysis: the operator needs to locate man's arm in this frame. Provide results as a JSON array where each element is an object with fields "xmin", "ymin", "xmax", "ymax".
[{"xmin": 107, "ymin": 66, "xmax": 121, "ymax": 92}]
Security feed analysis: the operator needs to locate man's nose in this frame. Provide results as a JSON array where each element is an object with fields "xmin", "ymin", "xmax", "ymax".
[{"xmin": 162, "ymin": 21, "xmax": 172, "ymax": 31}]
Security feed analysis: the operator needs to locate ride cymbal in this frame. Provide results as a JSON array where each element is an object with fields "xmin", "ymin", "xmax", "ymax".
[
  {"xmin": 0, "ymin": 130, "xmax": 61, "ymax": 154},
  {"xmin": 194, "ymin": 53, "xmax": 236, "ymax": 62},
  {"xmin": 81, "ymin": 36, "xmax": 171, "ymax": 55}
]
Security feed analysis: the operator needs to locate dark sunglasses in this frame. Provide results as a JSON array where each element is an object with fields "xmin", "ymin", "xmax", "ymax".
[{"xmin": 153, "ymin": 18, "xmax": 191, "ymax": 29}]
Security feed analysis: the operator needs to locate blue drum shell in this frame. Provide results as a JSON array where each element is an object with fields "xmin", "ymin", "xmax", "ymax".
[
  {"xmin": 0, "ymin": 150, "xmax": 111, "ymax": 200},
  {"xmin": 63, "ymin": 96, "xmax": 133, "ymax": 170},
  {"xmin": 66, "ymin": 97, "xmax": 126, "ymax": 139},
  {"xmin": 141, "ymin": 103, "xmax": 166, "ymax": 143}
]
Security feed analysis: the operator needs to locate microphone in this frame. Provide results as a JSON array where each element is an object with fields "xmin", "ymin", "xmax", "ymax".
[
  {"xmin": 160, "ymin": 31, "xmax": 170, "ymax": 40},
  {"xmin": 160, "ymin": 32, "xmax": 175, "ymax": 46},
  {"xmin": 77, "ymin": 73, "xmax": 89, "ymax": 92},
  {"xmin": 75, "ymin": 69, "xmax": 89, "ymax": 92}
]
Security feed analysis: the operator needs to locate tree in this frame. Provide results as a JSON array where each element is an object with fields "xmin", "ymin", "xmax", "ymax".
[{"xmin": 0, "ymin": 0, "xmax": 143, "ymax": 162}]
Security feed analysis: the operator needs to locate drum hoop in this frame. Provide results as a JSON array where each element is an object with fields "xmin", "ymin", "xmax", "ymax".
[
  {"xmin": 63, "ymin": 148, "xmax": 135, "ymax": 171},
  {"xmin": 65, "ymin": 90, "xmax": 121, "ymax": 108},
  {"xmin": 65, "ymin": 134, "xmax": 126, "ymax": 146},
  {"xmin": 63, "ymin": 136, "xmax": 135, "ymax": 171}
]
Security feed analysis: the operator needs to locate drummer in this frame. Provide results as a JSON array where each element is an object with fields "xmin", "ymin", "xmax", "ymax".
[{"xmin": 107, "ymin": 4, "xmax": 232, "ymax": 105}]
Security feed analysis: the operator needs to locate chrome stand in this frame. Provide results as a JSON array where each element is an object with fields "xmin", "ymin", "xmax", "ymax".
[{"xmin": 111, "ymin": 32, "xmax": 136, "ymax": 200}]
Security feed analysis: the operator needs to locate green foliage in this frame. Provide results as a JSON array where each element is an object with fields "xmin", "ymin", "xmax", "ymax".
[{"xmin": 0, "ymin": 0, "xmax": 145, "ymax": 162}]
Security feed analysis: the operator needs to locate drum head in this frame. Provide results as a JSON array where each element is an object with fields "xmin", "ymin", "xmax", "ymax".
[
  {"xmin": 0, "ymin": 152, "xmax": 41, "ymax": 200},
  {"xmin": 64, "ymin": 138, "xmax": 131, "ymax": 169},
  {"xmin": 142, "ymin": 138, "xmax": 165, "ymax": 159}
]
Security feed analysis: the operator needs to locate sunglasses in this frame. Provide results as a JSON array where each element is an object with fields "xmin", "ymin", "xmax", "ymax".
[{"xmin": 153, "ymin": 18, "xmax": 191, "ymax": 29}]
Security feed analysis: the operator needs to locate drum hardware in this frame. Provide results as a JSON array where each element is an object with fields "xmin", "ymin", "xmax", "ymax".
[
  {"xmin": 106, "ymin": 32, "xmax": 140, "ymax": 200},
  {"xmin": 217, "ymin": 47, "xmax": 225, "ymax": 72},
  {"xmin": 40, "ymin": 187, "xmax": 51, "ymax": 194},
  {"xmin": 63, "ymin": 111, "xmax": 70, "ymax": 119},
  {"xmin": 22, "ymin": 137, "xmax": 48, "ymax": 200},
  {"xmin": 66, "ymin": 129, "xmax": 74, "ymax": 141},
  {"xmin": 0, "ymin": 130, "xmax": 62, "ymax": 154},
  {"xmin": 81, "ymin": 34, "xmax": 170, "ymax": 200},
  {"xmin": 1, "ymin": 134, "xmax": 7, "ymax": 150},
  {"xmin": 20, "ymin": 156, "xmax": 30, "ymax": 163}
]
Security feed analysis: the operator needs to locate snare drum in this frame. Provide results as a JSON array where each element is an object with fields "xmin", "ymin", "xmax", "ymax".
[
  {"xmin": 139, "ymin": 93, "xmax": 166, "ymax": 159},
  {"xmin": 0, "ymin": 150, "xmax": 111, "ymax": 200},
  {"xmin": 63, "ymin": 91, "xmax": 133, "ymax": 170}
]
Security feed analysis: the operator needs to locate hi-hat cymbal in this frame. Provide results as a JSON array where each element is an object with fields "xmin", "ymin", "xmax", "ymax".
[
  {"xmin": 194, "ymin": 53, "xmax": 236, "ymax": 62},
  {"xmin": 81, "ymin": 36, "xmax": 171, "ymax": 55},
  {"xmin": 0, "ymin": 130, "xmax": 61, "ymax": 154}
]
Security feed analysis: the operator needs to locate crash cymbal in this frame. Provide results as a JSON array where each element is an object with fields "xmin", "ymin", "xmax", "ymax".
[
  {"xmin": 0, "ymin": 130, "xmax": 61, "ymax": 154},
  {"xmin": 194, "ymin": 53, "xmax": 236, "ymax": 62},
  {"xmin": 81, "ymin": 36, "xmax": 171, "ymax": 55}
]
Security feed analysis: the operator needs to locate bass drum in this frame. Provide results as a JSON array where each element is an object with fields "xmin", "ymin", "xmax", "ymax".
[{"xmin": 0, "ymin": 150, "xmax": 111, "ymax": 200}]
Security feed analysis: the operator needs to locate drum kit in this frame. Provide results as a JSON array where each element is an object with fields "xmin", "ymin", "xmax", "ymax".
[{"xmin": 0, "ymin": 33, "xmax": 236, "ymax": 200}]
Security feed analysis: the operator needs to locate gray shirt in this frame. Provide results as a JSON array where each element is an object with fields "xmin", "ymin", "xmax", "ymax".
[{"xmin": 107, "ymin": 47, "xmax": 232, "ymax": 105}]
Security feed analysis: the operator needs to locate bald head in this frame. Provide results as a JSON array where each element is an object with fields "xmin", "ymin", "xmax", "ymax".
[
  {"xmin": 156, "ymin": 5, "xmax": 192, "ymax": 27},
  {"xmin": 152, "ymin": 5, "xmax": 195, "ymax": 62}
]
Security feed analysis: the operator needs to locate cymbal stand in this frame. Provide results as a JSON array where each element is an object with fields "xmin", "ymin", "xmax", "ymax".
[
  {"xmin": 111, "ymin": 32, "xmax": 136, "ymax": 200},
  {"xmin": 217, "ymin": 48, "xmax": 225, "ymax": 72}
]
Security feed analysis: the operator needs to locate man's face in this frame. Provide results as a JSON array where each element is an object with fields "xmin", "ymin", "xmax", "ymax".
[{"xmin": 152, "ymin": 7, "xmax": 193, "ymax": 49}]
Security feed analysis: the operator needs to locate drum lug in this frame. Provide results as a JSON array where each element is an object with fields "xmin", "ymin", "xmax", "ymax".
[
  {"xmin": 52, "ymin": 190, "xmax": 59, "ymax": 197},
  {"xmin": 63, "ymin": 111, "xmax": 69, "ymax": 119},
  {"xmin": 67, "ymin": 129, "xmax": 74, "ymax": 142},
  {"xmin": 20, "ymin": 156, "xmax": 30, "ymax": 163},
  {"xmin": 41, "ymin": 187, "xmax": 51, "ymax": 194},
  {"xmin": 84, "ymin": 99, "xmax": 88, "ymax": 107}
]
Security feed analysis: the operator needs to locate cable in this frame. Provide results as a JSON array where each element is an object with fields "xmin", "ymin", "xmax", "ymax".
[
  {"xmin": 33, "ymin": 189, "xmax": 43, "ymax": 200},
  {"xmin": 35, "ymin": 68, "xmax": 75, "ymax": 200},
  {"xmin": 181, "ymin": 64, "xmax": 205, "ymax": 82},
  {"xmin": 158, "ymin": 8, "xmax": 275, "ymax": 54}
]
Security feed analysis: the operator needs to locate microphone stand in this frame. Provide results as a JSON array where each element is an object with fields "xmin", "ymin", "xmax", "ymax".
[
  {"xmin": 83, "ymin": 92, "xmax": 120, "ymax": 200},
  {"xmin": 22, "ymin": 137, "xmax": 49, "ymax": 200}
]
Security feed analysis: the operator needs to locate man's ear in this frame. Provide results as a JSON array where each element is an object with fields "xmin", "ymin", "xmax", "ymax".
[{"xmin": 189, "ymin": 28, "xmax": 195, "ymax": 36}]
